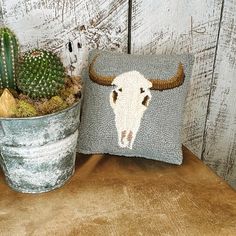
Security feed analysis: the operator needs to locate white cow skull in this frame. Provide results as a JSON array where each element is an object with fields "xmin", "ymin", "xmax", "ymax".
[
  {"xmin": 89, "ymin": 55, "xmax": 185, "ymax": 149},
  {"xmin": 109, "ymin": 71, "xmax": 152, "ymax": 149}
]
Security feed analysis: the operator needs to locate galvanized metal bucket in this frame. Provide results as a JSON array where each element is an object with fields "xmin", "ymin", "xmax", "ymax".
[{"xmin": 0, "ymin": 101, "xmax": 80, "ymax": 193}]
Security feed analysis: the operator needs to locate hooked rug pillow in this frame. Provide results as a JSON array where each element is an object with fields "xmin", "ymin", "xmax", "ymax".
[{"xmin": 77, "ymin": 50, "xmax": 194, "ymax": 164}]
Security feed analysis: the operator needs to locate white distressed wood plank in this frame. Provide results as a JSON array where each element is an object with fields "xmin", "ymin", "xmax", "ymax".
[
  {"xmin": 0, "ymin": 1, "xmax": 3, "ymax": 26},
  {"xmin": 1, "ymin": 0, "xmax": 128, "ymax": 75},
  {"xmin": 131, "ymin": 0, "xmax": 223, "ymax": 158},
  {"xmin": 202, "ymin": 0, "xmax": 236, "ymax": 188}
]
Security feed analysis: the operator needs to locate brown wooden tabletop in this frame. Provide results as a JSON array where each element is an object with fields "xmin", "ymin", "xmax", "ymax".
[{"xmin": 0, "ymin": 147, "xmax": 236, "ymax": 236}]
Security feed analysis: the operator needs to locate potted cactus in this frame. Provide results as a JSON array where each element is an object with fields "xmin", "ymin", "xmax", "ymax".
[{"xmin": 0, "ymin": 27, "xmax": 81, "ymax": 193}]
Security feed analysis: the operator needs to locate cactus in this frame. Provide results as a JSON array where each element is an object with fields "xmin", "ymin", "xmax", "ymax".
[
  {"xmin": 0, "ymin": 27, "xmax": 19, "ymax": 89},
  {"xmin": 17, "ymin": 49, "xmax": 65, "ymax": 99}
]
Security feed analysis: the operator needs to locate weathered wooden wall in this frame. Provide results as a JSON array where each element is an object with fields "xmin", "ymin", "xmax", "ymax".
[
  {"xmin": 0, "ymin": 0, "xmax": 235, "ymax": 188},
  {"xmin": 131, "ymin": 0, "xmax": 236, "ymax": 189},
  {"xmin": 202, "ymin": 0, "xmax": 236, "ymax": 188},
  {"xmin": 1, "ymin": 0, "xmax": 128, "ymax": 75}
]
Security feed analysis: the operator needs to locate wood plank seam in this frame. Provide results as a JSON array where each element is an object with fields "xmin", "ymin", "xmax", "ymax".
[
  {"xmin": 128, "ymin": 0, "xmax": 132, "ymax": 54},
  {"xmin": 201, "ymin": 0, "xmax": 236, "ymax": 188},
  {"xmin": 201, "ymin": 0, "xmax": 225, "ymax": 162}
]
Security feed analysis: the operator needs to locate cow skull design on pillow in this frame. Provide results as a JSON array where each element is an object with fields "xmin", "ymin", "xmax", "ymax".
[
  {"xmin": 89, "ymin": 55, "xmax": 185, "ymax": 149},
  {"xmin": 109, "ymin": 71, "xmax": 152, "ymax": 149}
]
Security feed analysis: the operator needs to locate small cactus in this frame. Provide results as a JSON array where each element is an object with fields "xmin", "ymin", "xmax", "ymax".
[
  {"xmin": 17, "ymin": 49, "xmax": 65, "ymax": 99},
  {"xmin": 0, "ymin": 27, "xmax": 19, "ymax": 89}
]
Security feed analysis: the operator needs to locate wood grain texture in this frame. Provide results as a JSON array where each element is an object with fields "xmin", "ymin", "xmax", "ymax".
[
  {"xmin": 131, "ymin": 0, "xmax": 223, "ymax": 158},
  {"xmin": 0, "ymin": 147, "xmax": 235, "ymax": 235},
  {"xmin": 1, "ymin": 0, "xmax": 128, "ymax": 75},
  {"xmin": 202, "ymin": 0, "xmax": 236, "ymax": 189}
]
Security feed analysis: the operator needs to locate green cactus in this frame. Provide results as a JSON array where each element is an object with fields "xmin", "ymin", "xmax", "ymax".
[
  {"xmin": 17, "ymin": 49, "xmax": 65, "ymax": 99},
  {"xmin": 0, "ymin": 27, "xmax": 19, "ymax": 89}
]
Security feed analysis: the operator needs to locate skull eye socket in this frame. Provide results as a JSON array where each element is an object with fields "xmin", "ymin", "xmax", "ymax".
[
  {"xmin": 112, "ymin": 90, "xmax": 118, "ymax": 103},
  {"xmin": 118, "ymin": 88, "xmax": 122, "ymax": 92},
  {"xmin": 142, "ymin": 95, "xmax": 150, "ymax": 107},
  {"xmin": 140, "ymin": 88, "xmax": 145, "ymax": 93}
]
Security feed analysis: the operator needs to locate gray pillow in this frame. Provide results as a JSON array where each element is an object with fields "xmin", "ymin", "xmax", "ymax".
[{"xmin": 77, "ymin": 50, "xmax": 194, "ymax": 164}]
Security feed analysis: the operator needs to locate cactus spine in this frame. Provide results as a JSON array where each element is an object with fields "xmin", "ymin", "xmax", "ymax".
[
  {"xmin": 0, "ymin": 27, "xmax": 19, "ymax": 89},
  {"xmin": 17, "ymin": 49, "xmax": 65, "ymax": 99}
]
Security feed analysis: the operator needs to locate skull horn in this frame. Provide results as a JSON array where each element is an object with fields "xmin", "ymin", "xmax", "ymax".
[
  {"xmin": 89, "ymin": 55, "xmax": 115, "ymax": 86},
  {"xmin": 150, "ymin": 63, "xmax": 185, "ymax": 90}
]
